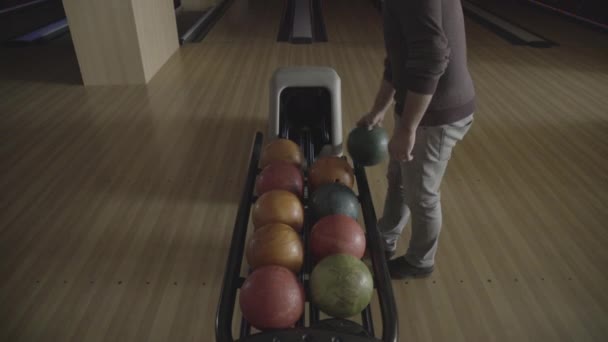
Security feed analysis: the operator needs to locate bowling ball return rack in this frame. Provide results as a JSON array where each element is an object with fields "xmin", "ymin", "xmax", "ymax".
[{"xmin": 215, "ymin": 67, "xmax": 398, "ymax": 342}]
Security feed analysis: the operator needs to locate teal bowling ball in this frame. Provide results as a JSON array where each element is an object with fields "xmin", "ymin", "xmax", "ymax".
[{"xmin": 310, "ymin": 182, "xmax": 359, "ymax": 220}]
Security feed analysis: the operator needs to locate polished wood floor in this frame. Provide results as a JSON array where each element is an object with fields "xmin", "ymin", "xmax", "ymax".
[{"xmin": 1, "ymin": 0, "xmax": 607, "ymax": 341}]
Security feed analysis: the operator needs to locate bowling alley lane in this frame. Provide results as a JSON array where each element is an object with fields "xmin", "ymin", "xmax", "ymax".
[{"xmin": 1, "ymin": 0, "xmax": 607, "ymax": 341}]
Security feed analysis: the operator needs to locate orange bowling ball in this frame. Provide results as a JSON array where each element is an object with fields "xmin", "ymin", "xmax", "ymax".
[
  {"xmin": 308, "ymin": 156, "xmax": 355, "ymax": 191},
  {"xmin": 252, "ymin": 190, "xmax": 304, "ymax": 231},
  {"xmin": 260, "ymin": 138, "xmax": 305, "ymax": 169},
  {"xmin": 246, "ymin": 223, "xmax": 304, "ymax": 273}
]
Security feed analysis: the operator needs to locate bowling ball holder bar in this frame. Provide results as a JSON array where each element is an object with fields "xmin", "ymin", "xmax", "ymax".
[{"xmin": 215, "ymin": 131, "xmax": 398, "ymax": 342}]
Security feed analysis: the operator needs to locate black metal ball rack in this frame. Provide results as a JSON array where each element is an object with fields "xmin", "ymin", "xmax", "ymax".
[{"xmin": 215, "ymin": 129, "xmax": 398, "ymax": 342}]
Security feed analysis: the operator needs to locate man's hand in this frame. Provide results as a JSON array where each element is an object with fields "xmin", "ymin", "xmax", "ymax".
[
  {"xmin": 389, "ymin": 90, "xmax": 434, "ymax": 161},
  {"xmin": 356, "ymin": 112, "xmax": 385, "ymax": 130},
  {"xmin": 360, "ymin": 79, "xmax": 394, "ymax": 130},
  {"xmin": 388, "ymin": 126, "xmax": 416, "ymax": 161}
]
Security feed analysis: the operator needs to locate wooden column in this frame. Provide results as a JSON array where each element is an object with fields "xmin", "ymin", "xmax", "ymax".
[{"xmin": 63, "ymin": 0, "xmax": 179, "ymax": 85}]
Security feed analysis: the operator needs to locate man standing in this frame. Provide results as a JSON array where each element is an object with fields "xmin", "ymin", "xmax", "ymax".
[{"xmin": 358, "ymin": 0, "xmax": 476, "ymax": 279}]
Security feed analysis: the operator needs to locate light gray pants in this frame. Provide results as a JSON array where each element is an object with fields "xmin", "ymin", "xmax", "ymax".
[{"xmin": 378, "ymin": 114, "xmax": 474, "ymax": 268}]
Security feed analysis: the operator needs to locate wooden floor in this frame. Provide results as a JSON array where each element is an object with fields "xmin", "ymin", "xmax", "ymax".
[{"xmin": 1, "ymin": 0, "xmax": 608, "ymax": 341}]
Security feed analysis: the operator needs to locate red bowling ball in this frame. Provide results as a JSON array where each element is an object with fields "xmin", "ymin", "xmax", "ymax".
[
  {"xmin": 255, "ymin": 161, "xmax": 304, "ymax": 197},
  {"xmin": 239, "ymin": 265, "xmax": 305, "ymax": 330},
  {"xmin": 310, "ymin": 214, "xmax": 367, "ymax": 262}
]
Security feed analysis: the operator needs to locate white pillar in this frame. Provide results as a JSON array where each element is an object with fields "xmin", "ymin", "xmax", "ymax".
[{"xmin": 63, "ymin": 0, "xmax": 180, "ymax": 85}]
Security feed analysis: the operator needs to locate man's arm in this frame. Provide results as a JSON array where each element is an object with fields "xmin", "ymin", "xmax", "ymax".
[
  {"xmin": 398, "ymin": 92, "xmax": 433, "ymax": 132},
  {"xmin": 390, "ymin": 0, "xmax": 450, "ymax": 160},
  {"xmin": 370, "ymin": 78, "xmax": 395, "ymax": 116},
  {"xmin": 372, "ymin": 56, "xmax": 396, "ymax": 116},
  {"xmin": 357, "ymin": 58, "xmax": 395, "ymax": 129},
  {"xmin": 397, "ymin": 0, "xmax": 450, "ymax": 130}
]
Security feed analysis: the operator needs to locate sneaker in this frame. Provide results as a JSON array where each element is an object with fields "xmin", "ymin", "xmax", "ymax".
[{"xmin": 387, "ymin": 256, "xmax": 434, "ymax": 279}]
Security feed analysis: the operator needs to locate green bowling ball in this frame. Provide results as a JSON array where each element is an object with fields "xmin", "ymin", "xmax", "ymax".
[
  {"xmin": 347, "ymin": 126, "xmax": 389, "ymax": 166},
  {"xmin": 310, "ymin": 254, "xmax": 374, "ymax": 318}
]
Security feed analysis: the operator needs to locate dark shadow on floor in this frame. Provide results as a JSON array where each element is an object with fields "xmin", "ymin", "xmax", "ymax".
[{"xmin": 0, "ymin": 35, "xmax": 83, "ymax": 85}]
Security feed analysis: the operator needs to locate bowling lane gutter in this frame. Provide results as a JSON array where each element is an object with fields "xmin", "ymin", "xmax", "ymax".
[
  {"xmin": 462, "ymin": 0, "xmax": 558, "ymax": 48},
  {"xmin": 277, "ymin": 0, "xmax": 327, "ymax": 44}
]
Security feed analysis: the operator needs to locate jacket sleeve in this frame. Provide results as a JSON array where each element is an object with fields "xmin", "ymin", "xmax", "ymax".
[
  {"xmin": 398, "ymin": 0, "xmax": 451, "ymax": 94},
  {"xmin": 383, "ymin": 56, "xmax": 393, "ymax": 85}
]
